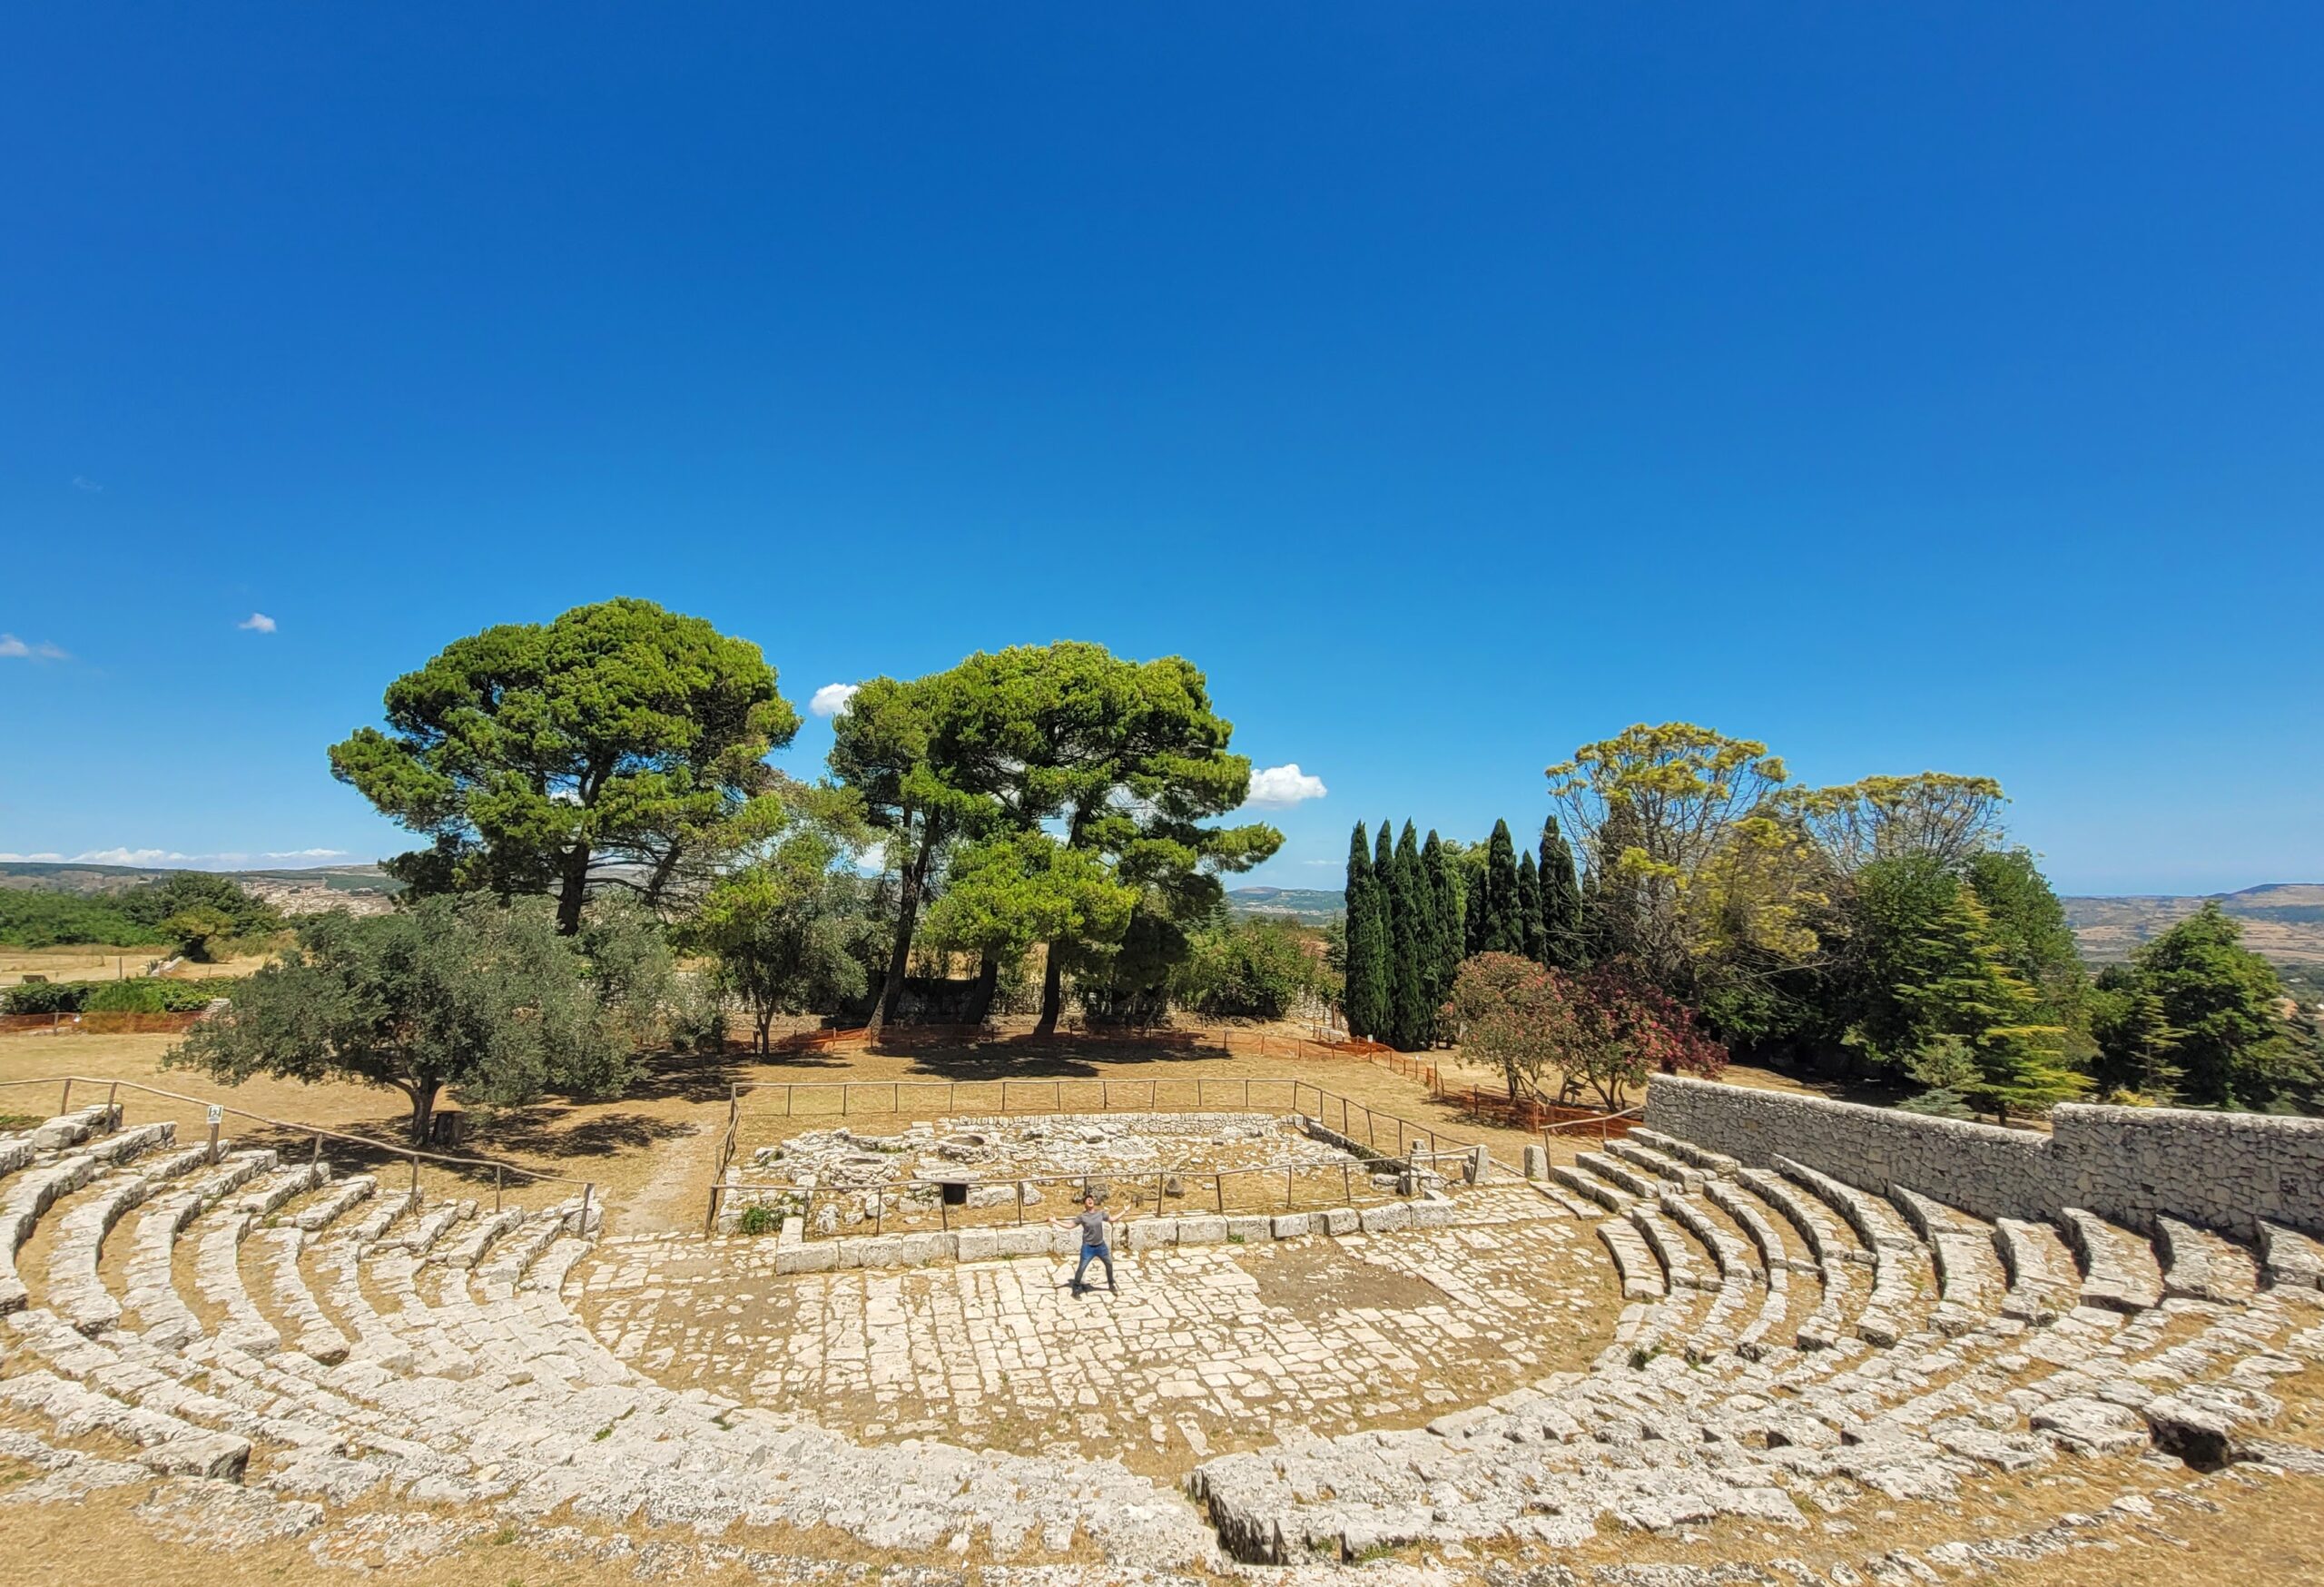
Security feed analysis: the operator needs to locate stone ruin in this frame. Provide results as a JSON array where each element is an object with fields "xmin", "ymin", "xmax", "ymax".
[
  {"xmin": 0, "ymin": 1077, "xmax": 2317, "ymax": 1584},
  {"xmin": 730, "ymin": 1109, "xmax": 1420, "ymax": 1235}
]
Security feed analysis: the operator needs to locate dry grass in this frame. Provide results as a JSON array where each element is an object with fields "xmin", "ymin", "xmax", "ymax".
[
  {"xmin": 0, "ymin": 1021, "xmax": 1676, "ymax": 1232},
  {"xmin": 0, "ymin": 946, "xmax": 270, "ymax": 988}
]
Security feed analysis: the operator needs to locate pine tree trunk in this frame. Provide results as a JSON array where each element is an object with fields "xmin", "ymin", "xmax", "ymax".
[
  {"xmin": 556, "ymin": 846, "xmax": 592, "ymax": 935},
  {"xmin": 1034, "ymin": 948, "xmax": 1065, "ymax": 1036},
  {"xmin": 963, "ymin": 953, "xmax": 1000, "ymax": 1025},
  {"xmin": 407, "ymin": 1080, "xmax": 438, "ymax": 1147},
  {"xmin": 866, "ymin": 825, "xmax": 934, "ymax": 1040}
]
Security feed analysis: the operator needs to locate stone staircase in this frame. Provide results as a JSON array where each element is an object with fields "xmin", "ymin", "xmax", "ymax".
[
  {"xmin": 0, "ymin": 1099, "xmax": 2318, "ymax": 1581},
  {"xmin": 0, "ymin": 1104, "xmax": 1218, "ymax": 1569},
  {"xmin": 1187, "ymin": 1123, "xmax": 2324, "ymax": 1565}
]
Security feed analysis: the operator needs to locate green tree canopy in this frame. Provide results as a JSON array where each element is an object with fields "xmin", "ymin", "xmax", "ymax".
[
  {"xmin": 169, "ymin": 895, "xmax": 653, "ymax": 1142},
  {"xmin": 330, "ymin": 598, "xmax": 799, "ymax": 933},
  {"xmin": 1547, "ymin": 723, "xmax": 1803, "ymax": 989},
  {"xmin": 680, "ymin": 779, "xmax": 876, "ymax": 1051},
  {"xmin": 2130, "ymin": 902, "xmax": 2314, "ymax": 1109}
]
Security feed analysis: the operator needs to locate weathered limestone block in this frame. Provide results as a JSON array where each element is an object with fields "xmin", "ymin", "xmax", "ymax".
[
  {"xmin": 1173, "ymin": 1216, "xmax": 1227, "ymax": 1246},
  {"xmin": 1521, "ymin": 1144, "xmax": 1550, "ymax": 1180},
  {"xmin": 1224, "ymin": 1216, "xmax": 1273, "ymax": 1244},
  {"xmin": 1125, "ymin": 1218, "xmax": 1177, "ymax": 1252},
  {"xmin": 1357, "ymin": 1202, "xmax": 1413, "ymax": 1235},
  {"xmin": 1270, "ymin": 1212, "xmax": 1312, "ymax": 1239}
]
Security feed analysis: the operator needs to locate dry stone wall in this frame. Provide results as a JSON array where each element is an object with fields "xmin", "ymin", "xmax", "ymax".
[{"xmin": 1644, "ymin": 1074, "xmax": 2324, "ymax": 1239}]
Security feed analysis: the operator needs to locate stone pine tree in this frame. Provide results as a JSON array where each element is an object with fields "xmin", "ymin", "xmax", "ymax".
[
  {"xmin": 1517, "ymin": 851, "xmax": 1546, "ymax": 963},
  {"xmin": 1482, "ymin": 819, "xmax": 1525, "ymax": 955},
  {"xmin": 1388, "ymin": 822, "xmax": 1432, "ymax": 1050},
  {"xmin": 1343, "ymin": 823, "xmax": 1390, "ymax": 1040},
  {"xmin": 1538, "ymin": 815, "xmax": 1584, "ymax": 969}
]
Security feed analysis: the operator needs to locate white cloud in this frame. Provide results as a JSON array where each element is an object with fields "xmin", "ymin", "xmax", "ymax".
[
  {"xmin": 263, "ymin": 848, "xmax": 346, "ymax": 860},
  {"xmin": 1244, "ymin": 763, "xmax": 1329, "ymax": 809},
  {"xmin": 73, "ymin": 476, "xmax": 103, "ymax": 493},
  {"xmin": 0, "ymin": 634, "xmax": 70, "ymax": 661},
  {"xmin": 0, "ymin": 853, "xmax": 65, "ymax": 862},
  {"xmin": 810, "ymin": 682, "xmax": 859, "ymax": 718},
  {"xmin": 239, "ymin": 612, "xmax": 278, "ymax": 634},
  {"xmin": 1301, "ymin": 858, "xmax": 1343, "ymax": 868}
]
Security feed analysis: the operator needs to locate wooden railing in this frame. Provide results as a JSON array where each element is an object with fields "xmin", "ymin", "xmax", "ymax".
[
  {"xmin": 0, "ymin": 1075, "xmax": 597, "ymax": 1220},
  {"xmin": 706, "ymin": 1074, "xmax": 1476, "ymax": 1232}
]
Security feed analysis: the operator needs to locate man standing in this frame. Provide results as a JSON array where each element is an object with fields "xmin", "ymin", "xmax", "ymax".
[{"xmin": 1058, "ymin": 1191, "xmax": 1118, "ymax": 1296}]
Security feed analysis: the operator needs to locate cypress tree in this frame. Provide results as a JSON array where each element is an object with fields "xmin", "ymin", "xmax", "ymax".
[
  {"xmin": 1538, "ymin": 814, "xmax": 1583, "ymax": 968},
  {"xmin": 1462, "ymin": 851, "xmax": 1488, "ymax": 958},
  {"xmin": 1483, "ymin": 819, "xmax": 1523, "ymax": 955},
  {"xmin": 1372, "ymin": 823, "xmax": 1398, "ymax": 1035},
  {"xmin": 1423, "ymin": 830, "xmax": 1462, "ymax": 1014},
  {"xmin": 1517, "ymin": 850, "xmax": 1546, "ymax": 963},
  {"xmin": 1389, "ymin": 821, "xmax": 1430, "ymax": 1049},
  {"xmin": 1342, "ymin": 823, "xmax": 1389, "ymax": 1040}
]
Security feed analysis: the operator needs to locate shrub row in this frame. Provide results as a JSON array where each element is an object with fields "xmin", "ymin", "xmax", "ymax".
[{"xmin": 2, "ymin": 978, "xmax": 236, "ymax": 1015}]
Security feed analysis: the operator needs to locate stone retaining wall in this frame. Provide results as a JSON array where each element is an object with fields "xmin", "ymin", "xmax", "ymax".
[
  {"xmin": 1645, "ymin": 1075, "xmax": 2324, "ymax": 1239},
  {"xmin": 756, "ymin": 1196, "xmax": 1463, "ymax": 1275}
]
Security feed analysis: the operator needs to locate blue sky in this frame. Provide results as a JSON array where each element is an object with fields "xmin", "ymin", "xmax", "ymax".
[{"xmin": 2, "ymin": 5, "xmax": 2319, "ymax": 896}]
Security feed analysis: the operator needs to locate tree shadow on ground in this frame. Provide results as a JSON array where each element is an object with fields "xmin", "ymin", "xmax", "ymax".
[
  {"xmin": 477, "ymin": 1109, "xmax": 694, "ymax": 1160},
  {"xmin": 594, "ymin": 1045, "xmax": 750, "ymax": 1105},
  {"xmin": 892, "ymin": 1034, "xmax": 1222, "ymax": 1081}
]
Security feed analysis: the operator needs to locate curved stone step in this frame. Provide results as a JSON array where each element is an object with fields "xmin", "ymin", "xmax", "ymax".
[
  {"xmin": 1774, "ymin": 1157, "xmax": 1934, "ymax": 1344},
  {"xmin": 1548, "ymin": 1162, "xmax": 1627, "ymax": 1213},
  {"xmin": 0, "ymin": 1368, "xmax": 251, "ymax": 1478},
  {"xmin": 0, "ymin": 1125, "xmax": 176, "ymax": 1313},
  {"xmin": 1994, "ymin": 1217, "xmax": 2078, "ymax": 1325},
  {"xmin": 1890, "ymin": 1188, "xmax": 2008, "ymax": 1337},
  {"xmin": 1626, "ymin": 1126, "xmax": 1739, "ymax": 1178},
  {"xmin": 1595, "ymin": 1218, "xmax": 1665, "ymax": 1301},
  {"xmin": 2259, "ymin": 1219, "xmax": 2324, "ymax": 1292},
  {"xmin": 290, "ymin": 1175, "xmax": 377, "ymax": 1234},
  {"xmin": 48, "ymin": 1143, "xmax": 212, "ymax": 1334},
  {"xmin": 123, "ymin": 1149, "xmax": 274, "ymax": 1347},
  {"xmin": 2156, "ymin": 1217, "xmax": 2260, "ymax": 1304},
  {"xmin": 254, "ymin": 1227, "xmax": 352, "ymax": 1365},
  {"xmin": 2059, "ymin": 1208, "xmax": 2165, "ymax": 1314},
  {"xmin": 1575, "ymin": 1150, "xmax": 1660, "ymax": 1201},
  {"xmin": 1606, "ymin": 1138, "xmax": 1703, "ymax": 1191},
  {"xmin": 196, "ymin": 1163, "xmax": 330, "ymax": 1356}
]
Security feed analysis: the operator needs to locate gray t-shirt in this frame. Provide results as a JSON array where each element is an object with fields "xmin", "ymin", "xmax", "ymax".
[{"xmin": 1075, "ymin": 1208, "xmax": 1112, "ymax": 1247}]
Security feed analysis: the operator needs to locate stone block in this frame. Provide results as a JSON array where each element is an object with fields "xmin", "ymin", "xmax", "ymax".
[
  {"xmin": 1469, "ymin": 1145, "xmax": 1493, "ymax": 1184},
  {"xmin": 845, "ymin": 1236, "xmax": 901, "ymax": 1269},
  {"xmin": 777, "ymin": 1216, "xmax": 803, "ymax": 1248},
  {"xmin": 1522, "ymin": 1144, "xmax": 1550, "ymax": 1180},
  {"xmin": 1316, "ymin": 1207, "xmax": 1359, "ymax": 1237},
  {"xmin": 1360, "ymin": 1202, "xmax": 1414, "ymax": 1234},
  {"xmin": 954, "ymin": 1227, "xmax": 1004, "ymax": 1262},
  {"xmin": 1408, "ymin": 1198, "xmax": 1456, "ymax": 1230},
  {"xmin": 1174, "ymin": 1216, "xmax": 1227, "ymax": 1246},
  {"xmin": 774, "ymin": 1242, "xmax": 837, "ymax": 1275},
  {"xmin": 1270, "ymin": 1213, "xmax": 1313, "ymax": 1239},
  {"xmin": 1050, "ymin": 1227, "xmax": 1083, "ymax": 1257},
  {"xmin": 893, "ymin": 1232, "xmax": 955, "ymax": 1266},
  {"xmin": 1224, "ymin": 1216, "xmax": 1273, "ymax": 1244},
  {"xmin": 1127, "ymin": 1218, "xmax": 1177, "ymax": 1252}
]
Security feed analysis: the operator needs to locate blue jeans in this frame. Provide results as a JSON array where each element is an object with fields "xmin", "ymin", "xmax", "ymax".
[{"xmin": 1073, "ymin": 1244, "xmax": 1115, "ymax": 1291}]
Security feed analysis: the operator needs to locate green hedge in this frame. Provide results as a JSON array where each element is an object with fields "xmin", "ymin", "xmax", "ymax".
[{"xmin": 3, "ymin": 978, "xmax": 237, "ymax": 1015}]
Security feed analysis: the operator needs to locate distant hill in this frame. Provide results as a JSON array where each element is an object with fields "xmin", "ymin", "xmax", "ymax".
[
  {"xmin": 0, "ymin": 860, "xmax": 401, "ymax": 919},
  {"xmin": 1226, "ymin": 887, "xmax": 1344, "ymax": 925},
  {"xmin": 2064, "ymin": 882, "xmax": 2324, "ymax": 965}
]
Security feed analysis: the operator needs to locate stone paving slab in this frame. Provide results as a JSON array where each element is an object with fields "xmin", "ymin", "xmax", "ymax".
[{"xmin": 575, "ymin": 1183, "xmax": 1614, "ymax": 1476}]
